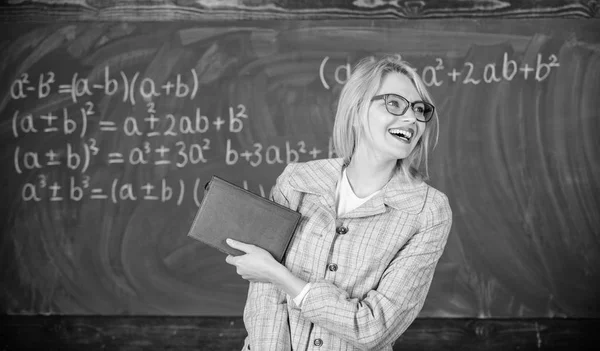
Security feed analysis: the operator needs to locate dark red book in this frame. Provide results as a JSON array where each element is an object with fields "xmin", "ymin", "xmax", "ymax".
[{"xmin": 187, "ymin": 175, "xmax": 301, "ymax": 263}]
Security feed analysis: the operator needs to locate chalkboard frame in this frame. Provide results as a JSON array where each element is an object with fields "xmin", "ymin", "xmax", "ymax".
[{"xmin": 0, "ymin": 0, "xmax": 598, "ymax": 22}]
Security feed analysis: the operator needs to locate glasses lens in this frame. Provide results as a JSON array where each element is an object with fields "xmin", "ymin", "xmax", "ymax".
[
  {"xmin": 385, "ymin": 95, "xmax": 409, "ymax": 114},
  {"xmin": 413, "ymin": 102, "xmax": 434, "ymax": 121}
]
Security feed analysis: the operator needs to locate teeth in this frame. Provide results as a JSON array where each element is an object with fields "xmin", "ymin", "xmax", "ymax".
[{"xmin": 389, "ymin": 128, "xmax": 412, "ymax": 140}]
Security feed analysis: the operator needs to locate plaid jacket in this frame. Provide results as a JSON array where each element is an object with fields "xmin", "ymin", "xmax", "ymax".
[{"xmin": 242, "ymin": 158, "xmax": 452, "ymax": 351}]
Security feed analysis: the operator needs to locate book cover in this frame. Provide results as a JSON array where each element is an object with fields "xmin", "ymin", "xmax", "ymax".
[{"xmin": 187, "ymin": 175, "xmax": 301, "ymax": 263}]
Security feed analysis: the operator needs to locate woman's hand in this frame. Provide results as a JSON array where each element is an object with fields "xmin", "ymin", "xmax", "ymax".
[
  {"xmin": 225, "ymin": 238, "xmax": 282, "ymax": 283},
  {"xmin": 225, "ymin": 238, "xmax": 309, "ymax": 298}
]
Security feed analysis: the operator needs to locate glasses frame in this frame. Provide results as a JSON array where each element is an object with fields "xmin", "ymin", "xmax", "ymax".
[{"xmin": 371, "ymin": 93, "xmax": 435, "ymax": 123}]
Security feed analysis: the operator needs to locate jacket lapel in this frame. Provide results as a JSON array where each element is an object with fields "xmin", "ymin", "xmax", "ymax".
[
  {"xmin": 381, "ymin": 173, "xmax": 428, "ymax": 214},
  {"xmin": 288, "ymin": 158, "xmax": 343, "ymax": 212}
]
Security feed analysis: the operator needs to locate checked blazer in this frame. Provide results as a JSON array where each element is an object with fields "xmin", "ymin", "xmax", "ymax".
[{"xmin": 242, "ymin": 158, "xmax": 452, "ymax": 351}]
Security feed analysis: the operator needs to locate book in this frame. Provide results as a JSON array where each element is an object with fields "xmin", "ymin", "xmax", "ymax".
[{"xmin": 187, "ymin": 175, "xmax": 301, "ymax": 263}]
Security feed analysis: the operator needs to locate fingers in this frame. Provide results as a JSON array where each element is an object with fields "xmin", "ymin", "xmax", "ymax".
[
  {"xmin": 225, "ymin": 255, "xmax": 237, "ymax": 265},
  {"xmin": 226, "ymin": 238, "xmax": 253, "ymax": 253},
  {"xmin": 226, "ymin": 256, "xmax": 251, "ymax": 280}
]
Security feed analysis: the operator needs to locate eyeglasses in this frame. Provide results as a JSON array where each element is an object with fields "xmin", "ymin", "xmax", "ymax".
[{"xmin": 371, "ymin": 93, "xmax": 435, "ymax": 123}]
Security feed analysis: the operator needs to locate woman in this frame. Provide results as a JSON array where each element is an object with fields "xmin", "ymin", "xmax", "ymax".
[{"xmin": 225, "ymin": 55, "xmax": 452, "ymax": 351}]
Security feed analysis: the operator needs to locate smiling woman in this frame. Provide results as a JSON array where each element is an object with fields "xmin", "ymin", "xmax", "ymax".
[
  {"xmin": 2, "ymin": 0, "xmax": 598, "ymax": 347},
  {"xmin": 225, "ymin": 55, "xmax": 452, "ymax": 351}
]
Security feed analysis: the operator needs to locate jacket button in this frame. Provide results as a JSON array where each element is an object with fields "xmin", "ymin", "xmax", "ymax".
[
  {"xmin": 314, "ymin": 338, "xmax": 323, "ymax": 347},
  {"xmin": 328, "ymin": 263, "xmax": 338, "ymax": 272},
  {"xmin": 336, "ymin": 226, "xmax": 348, "ymax": 234}
]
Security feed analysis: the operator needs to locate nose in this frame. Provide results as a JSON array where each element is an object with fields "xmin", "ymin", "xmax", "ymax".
[{"xmin": 400, "ymin": 109, "xmax": 417, "ymax": 124}]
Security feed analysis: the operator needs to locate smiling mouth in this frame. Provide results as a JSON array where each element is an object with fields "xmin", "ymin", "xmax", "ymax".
[{"xmin": 388, "ymin": 127, "xmax": 414, "ymax": 143}]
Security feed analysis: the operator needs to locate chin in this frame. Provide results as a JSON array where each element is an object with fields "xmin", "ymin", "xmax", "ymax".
[
  {"xmin": 387, "ymin": 151, "xmax": 410, "ymax": 162},
  {"xmin": 394, "ymin": 146, "xmax": 415, "ymax": 160}
]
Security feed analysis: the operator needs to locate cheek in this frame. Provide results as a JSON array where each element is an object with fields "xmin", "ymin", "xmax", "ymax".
[{"xmin": 415, "ymin": 123, "xmax": 426, "ymax": 141}]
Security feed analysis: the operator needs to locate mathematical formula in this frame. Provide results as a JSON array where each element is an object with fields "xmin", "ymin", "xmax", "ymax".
[
  {"xmin": 11, "ymin": 103, "xmax": 249, "ymax": 138},
  {"xmin": 13, "ymin": 136, "xmax": 330, "ymax": 174},
  {"xmin": 319, "ymin": 53, "xmax": 561, "ymax": 89},
  {"xmin": 10, "ymin": 67, "xmax": 201, "ymax": 105},
  {"xmin": 21, "ymin": 176, "xmax": 270, "ymax": 207}
]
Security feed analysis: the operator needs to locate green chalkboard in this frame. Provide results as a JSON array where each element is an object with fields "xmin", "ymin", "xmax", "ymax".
[{"xmin": 1, "ymin": 20, "xmax": 599, "ymax": 317}]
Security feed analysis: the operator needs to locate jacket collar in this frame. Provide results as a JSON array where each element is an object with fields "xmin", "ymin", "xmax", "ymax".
[{"xmin": 288, "ymin": 158, "xmax": 428, "ymax": 216}]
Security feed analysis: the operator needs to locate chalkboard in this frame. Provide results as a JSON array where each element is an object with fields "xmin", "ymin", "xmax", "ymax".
[{"xmin": 1, "ymin": 20, "xmax": 599, "ymax": 317}]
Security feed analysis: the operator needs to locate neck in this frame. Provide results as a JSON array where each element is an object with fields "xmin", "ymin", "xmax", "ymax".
[{"xmin": 345, "ymin": 148, "xmax": 396, "ymax": 198}]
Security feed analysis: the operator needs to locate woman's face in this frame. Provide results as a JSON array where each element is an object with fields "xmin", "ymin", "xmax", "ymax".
[{"xmin": 359, "ymin": 72, "xmax": 426, "ymax": 162}]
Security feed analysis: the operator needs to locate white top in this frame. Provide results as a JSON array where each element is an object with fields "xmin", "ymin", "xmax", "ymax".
[
  {"xmin": 293, "ymin": 167, "xmax": 380, "ymax": 307},
  {"xmin": 335, "ymin": 167, "xmax": 380, "ymax": 217}
]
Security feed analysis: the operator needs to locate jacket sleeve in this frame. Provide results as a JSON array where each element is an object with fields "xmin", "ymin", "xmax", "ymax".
[
  {"xmin": 242, "ymin": 164, "xmax": 297, "ymax": 350},
  {"xmin": 298, "ymin": 190, "xmax": 452, "ymax": 350}
]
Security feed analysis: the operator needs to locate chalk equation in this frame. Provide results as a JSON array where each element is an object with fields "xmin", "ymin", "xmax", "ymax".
[
  {"xmin": 20, "ymin": 176, "xmax": 270, "ymax": 207},
  {"xmin": 12, "ymin": 103, "xmax": 248, "ymax": 138},
  {"xmin": 319, "ymin": 53, "xmax": 561, "ymax": 89},
  {"xmin": 13, "ymin": 137, "xmax": 326, "ymax": 173},
  {"xmin": 10, "ymin": 67, "xmax": 201, "ymax": 105}
]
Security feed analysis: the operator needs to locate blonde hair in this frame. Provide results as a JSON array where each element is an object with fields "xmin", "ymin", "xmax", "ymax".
[{"xmin": 332, "ymin": 55, "xmax": 440, "ymax": 181}]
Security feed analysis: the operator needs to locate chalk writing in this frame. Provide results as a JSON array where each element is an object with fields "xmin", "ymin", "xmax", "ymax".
[
  {"xmin": 10, "ymin": 67, "xmax": 200, "ymax": 105},
  {"xmin": 225, "ymin": 139, "xmax": 323, "ymax": 167},
  {"xmin": 319, "ymin": 53, "xmax": 561, "ymax": 89},
  {"xmin": 20, "ymin": 175, "xmax": 271, "ymax": 207}
]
